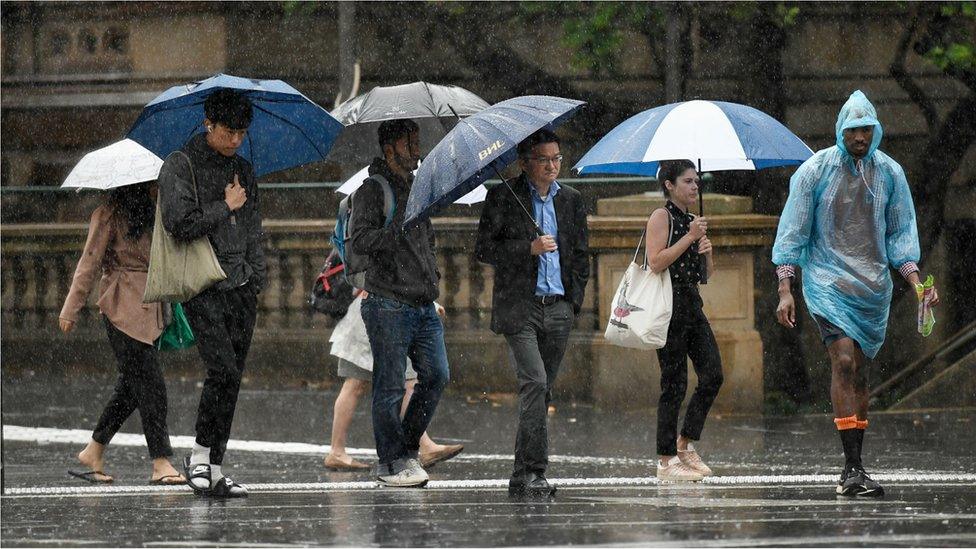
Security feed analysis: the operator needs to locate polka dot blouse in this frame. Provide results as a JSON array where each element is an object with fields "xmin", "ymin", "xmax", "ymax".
[{"xmin": 665, "ymin": 200, "xmax": 702, "ymax": 285}]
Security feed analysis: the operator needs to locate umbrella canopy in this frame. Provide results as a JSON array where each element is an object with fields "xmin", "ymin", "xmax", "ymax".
[
  {"xmin": 328, "ymin": 82, "xmax": 490, "ymax": 166},
  {"xmin": 405, "ymin": 95, "xmax": 586, "ymax": 228},
  {"xmin": 61, "ymin": 139, "xmax": 163, "ymax": 191},
  {"xmin": 573, "ymin": 99, "xmax": 813, "ymax": 176},
  {"xmin": 126, "ymin": 73, "xmax": 343, "ymax": 177},
  {"xmin": 337, "ymin": 164, "xmax": 487, "ymax": 206}
]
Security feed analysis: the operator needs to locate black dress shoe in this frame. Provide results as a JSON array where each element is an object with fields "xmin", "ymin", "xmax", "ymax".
[{"xmin": 508, "ymin": 472, "xmax": 556, "ymax": 499}]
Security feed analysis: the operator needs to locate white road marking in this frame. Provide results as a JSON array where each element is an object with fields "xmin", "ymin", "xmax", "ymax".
[
  {"xmin": 5, "ymin": 425, "xmax": 974, "ymax": 499},
  {"xmin": 4, "ymin": 473, "xmax": 975, "ymax": 498},
  {"xmin": 2, "ymin": 425, "xmax": 650, "ymax": 464}
]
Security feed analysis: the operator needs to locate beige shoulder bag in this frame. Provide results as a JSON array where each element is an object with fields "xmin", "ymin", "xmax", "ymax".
[{"xmin": 143, "ymin": 151, "xmax": 227, "ymax": 303}]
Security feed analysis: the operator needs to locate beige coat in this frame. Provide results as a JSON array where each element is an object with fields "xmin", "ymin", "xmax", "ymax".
[{"xmin": 60, "ymin": 204, "xmax": 164, "ymax": 345}]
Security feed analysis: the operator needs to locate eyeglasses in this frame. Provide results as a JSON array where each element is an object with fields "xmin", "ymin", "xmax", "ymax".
[{"xmin": 527, "ymin": 155, "xmax": 563, "ymax": 165}]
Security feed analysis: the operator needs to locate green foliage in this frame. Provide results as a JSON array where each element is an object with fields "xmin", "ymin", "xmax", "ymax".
[
  {"xmin": 527, "ymin": 1, "xmax": 801, "ymax": 76},
  {"xmin": 922, "ymin": 1, "xmax": 976, "ymax": 73},
  {"xmin": 774, "ymin": 3, "xmax": 801, "ymax": 27},
  {"xmin": 556, "ymin": 2, "xmax": 665, "ymax": 76},
  {"xmin": 281, "ymin": 0, "xmax": 317, "ymax": 17},
  {"xmin": 927, "ymin": 44, "xmax": 976, "ymax": 71},
  {"xmin": 562, "ymin": 3, "xmax": 628, "ymax": 75},
  {"xmin": 727, "ymin": 2, "xmax": 800, "ymax": 28},
  {"xmin": 940, "ymin": 1, "xmax": 976, "ymax": 18}
]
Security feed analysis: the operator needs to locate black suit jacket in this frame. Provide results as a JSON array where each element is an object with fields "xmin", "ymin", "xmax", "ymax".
[{"xmin": 475, "ymin": 174, "xmax": 590, "ymax": 335}]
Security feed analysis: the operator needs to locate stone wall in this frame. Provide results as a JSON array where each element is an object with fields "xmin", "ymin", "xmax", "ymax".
[{"xmin": 1, "ymin": 204, "xmax": 776, "ymax": 413}]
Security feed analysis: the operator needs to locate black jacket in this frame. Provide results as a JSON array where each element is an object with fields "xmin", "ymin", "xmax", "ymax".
[
  {"xmin": 475, "ymin": 174, "xmax": 590, "ymax": 334},
  {"xmin": 349, "ymin": 157, "xmax": 440, "ymax": 305},
  {"xmin": 158, "ymin": 133, "xmax": 267, "ymax": 292}
]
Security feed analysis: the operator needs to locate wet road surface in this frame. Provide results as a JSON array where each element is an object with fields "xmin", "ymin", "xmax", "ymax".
[{"xmin": 2, "ymin": 371, "xmax": 974, "ymax": 546}]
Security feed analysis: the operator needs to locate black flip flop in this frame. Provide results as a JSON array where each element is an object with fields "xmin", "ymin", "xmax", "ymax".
[
  {"xmin": 148, "ymin": 474, "xmax": 186, "ymax": 486},
  {"xmin": 68, "ymin": 469, "xmax": 113, "ymax": 484},
  {"xmin": 182, "ymin": 455, "xmax": 212, "ymax": 494}
]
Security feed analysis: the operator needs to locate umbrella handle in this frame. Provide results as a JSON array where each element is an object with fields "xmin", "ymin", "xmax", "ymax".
[{"xmin": 697, "ymin": 158, "xmax": 708, "ymax": 284}]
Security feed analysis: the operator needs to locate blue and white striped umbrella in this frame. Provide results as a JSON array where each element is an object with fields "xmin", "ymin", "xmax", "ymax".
[{"xmin": 574, "ymin": 100, "xmax": 813, "ymax": 176}]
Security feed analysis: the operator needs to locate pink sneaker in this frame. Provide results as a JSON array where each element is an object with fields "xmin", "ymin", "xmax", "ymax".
[
  {"xmin": 656, "ymin": 456, "xmax": 703, "ymax": 482},
  {"xmin": 677, "ymin": 443, "xmax": 714, "ymax": 476}
]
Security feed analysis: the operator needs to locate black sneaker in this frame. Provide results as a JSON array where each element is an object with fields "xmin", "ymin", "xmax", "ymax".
[{"xmin": 836, "ymin": 466, "xmax": 884, "ymax": 498}]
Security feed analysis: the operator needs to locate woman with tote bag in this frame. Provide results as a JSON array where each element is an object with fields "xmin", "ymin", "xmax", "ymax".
[
  {"xmin": 59, "ymin": 182, "xmax": 185, "ymax": 485},
  {"xmin": 643, "ymin": 160, "xmax": 724, "ymax": 482}
]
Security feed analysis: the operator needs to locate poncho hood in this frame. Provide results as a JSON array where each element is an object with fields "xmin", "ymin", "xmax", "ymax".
[{"xmin": 835, "ymin": 90, "xmax": 883, "ymax": 159}]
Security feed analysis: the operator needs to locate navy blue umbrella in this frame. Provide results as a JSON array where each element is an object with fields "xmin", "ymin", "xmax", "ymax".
[
  {"xmin": 127, "ymin": 73, "xmax": 344, "ymax": 177},
  {"xmin": 404, "ymin": 95, "xmax": 586, "ymax": 229}
]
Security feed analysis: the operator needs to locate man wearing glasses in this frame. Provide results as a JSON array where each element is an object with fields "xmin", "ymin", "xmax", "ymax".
[{"xmin": 476, "ymin": 129, "xmax": 590, "ymax": 498}]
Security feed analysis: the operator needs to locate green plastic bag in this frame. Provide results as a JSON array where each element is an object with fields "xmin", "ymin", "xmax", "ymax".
[{"xmin": 156, "ymin": 303, "xmax": 196, "ymax": 351}]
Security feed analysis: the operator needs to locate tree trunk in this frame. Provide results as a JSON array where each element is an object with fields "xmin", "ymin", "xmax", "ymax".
[
  {"xmin": 664, "ymin": 2, "xmax": 682, "ymax": 103},
  {"xmin": 912, "ymin": 93, "xmax": 976, "ymax": 263}
]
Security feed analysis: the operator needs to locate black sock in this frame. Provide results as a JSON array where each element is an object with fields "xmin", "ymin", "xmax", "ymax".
[{"xmin": 839, "ymin": 429, "xmax": 862, "ymax": 470}]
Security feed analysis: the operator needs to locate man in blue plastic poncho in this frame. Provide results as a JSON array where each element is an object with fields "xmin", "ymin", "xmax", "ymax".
[{"xmin": 772, "ymin": 90, "xmax": 940, "ymax": 498}]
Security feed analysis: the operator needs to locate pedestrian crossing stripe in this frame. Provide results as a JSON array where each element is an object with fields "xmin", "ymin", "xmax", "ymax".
[
  {"xmin": 1, "ymin": 425, "xmax": 649, "ymax": 465},
  {"xmin": 4, "ymin": 473, "xmax": 975, "ymax": 498}
]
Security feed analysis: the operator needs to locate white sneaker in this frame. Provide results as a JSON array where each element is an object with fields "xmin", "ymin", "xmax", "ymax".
[
  {"xmin": 377, "ymin": 459, "xmax": 429, "ymax": 488},
  {"xmin": 678, "ymin": 443, "xmax": 714, "ymax": 476},
  {"xmin": 657, "ymin": 455, "xmax": 704, "ymax": 482}
]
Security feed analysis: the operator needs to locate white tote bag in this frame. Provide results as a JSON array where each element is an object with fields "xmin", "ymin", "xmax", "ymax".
[
  {"xmin": 604, "ymin": 213, "xmax": 674, "ymax": 350},
  {"xmin": 328, "ymin": 295, "xmax": 374, "ymax": 371}
]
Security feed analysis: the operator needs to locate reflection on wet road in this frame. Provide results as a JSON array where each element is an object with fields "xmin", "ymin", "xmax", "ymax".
[{"xmin": 2, "ymin": 372, "xmax": 974, "ymax": 546}]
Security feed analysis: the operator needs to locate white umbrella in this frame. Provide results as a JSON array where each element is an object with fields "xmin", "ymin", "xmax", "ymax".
[
  {"xmin": 337, "ymin": 164, "xmax": 486, "ymax": 206},
  {"xmin": 62, "ymin": 139, "xmax": 163, "ymax": 191}
]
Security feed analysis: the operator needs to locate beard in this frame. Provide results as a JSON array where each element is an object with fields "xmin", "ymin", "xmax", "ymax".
[{"xmin": 395, "ymin": 152, "xmax": 418, "ymax": 174}]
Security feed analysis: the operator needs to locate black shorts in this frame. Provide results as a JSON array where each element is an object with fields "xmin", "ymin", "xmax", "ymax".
[{"xmin": 813, "ymin": 314, "xmax": 851, "ymax": 348}]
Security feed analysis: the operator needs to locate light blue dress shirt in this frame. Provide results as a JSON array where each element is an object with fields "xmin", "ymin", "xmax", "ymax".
[{"xmin": 529, "ymin": 179, "xmax": 565, "ymax": 297}]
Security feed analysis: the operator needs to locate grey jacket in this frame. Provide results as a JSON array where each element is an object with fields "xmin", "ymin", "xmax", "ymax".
[{"xmin": 158, "ymin": 133, "xmax": 267, "ymax": 293}]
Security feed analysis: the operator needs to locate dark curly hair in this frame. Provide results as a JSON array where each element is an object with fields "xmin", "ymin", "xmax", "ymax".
[{"xmin": 107, "ymin": 183, "xmax": 154, "ymax": 240}]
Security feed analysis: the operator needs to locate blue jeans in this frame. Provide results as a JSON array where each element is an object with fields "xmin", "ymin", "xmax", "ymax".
[{"xmin": 361, "ymin": 294, "xmax": 450, "ymax": 472}]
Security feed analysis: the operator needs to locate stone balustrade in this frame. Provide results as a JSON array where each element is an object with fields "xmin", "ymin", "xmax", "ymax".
[{"xmin": 1, "ymin": 194, "xmax": 777, "ymax": 412}]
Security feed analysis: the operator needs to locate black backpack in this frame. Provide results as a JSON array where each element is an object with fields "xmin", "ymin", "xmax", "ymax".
[{"xmin": 308, "ymin": 249, "xmax": 356, "ymax": 319}]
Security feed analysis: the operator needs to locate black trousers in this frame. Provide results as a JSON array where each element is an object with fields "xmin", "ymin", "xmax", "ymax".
[
  {"xmin": 183, "ymin": 284, "xmax": 257, "ymax": 465},
  {"xmin": 655, "ymin": 287, "xmax": 724, "ymax": 456},
  {"xmin": 92, "ymin": 315, "xmax": 173, "ymax": 458},
  {"xmin": 503, "ymin": 299, "xmax": 574, "ymax": 479}
]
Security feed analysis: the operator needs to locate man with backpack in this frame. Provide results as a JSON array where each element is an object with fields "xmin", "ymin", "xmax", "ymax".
[{"xmin": 348, "ymin": 119, "xmax": 449, "ymax": 487}]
